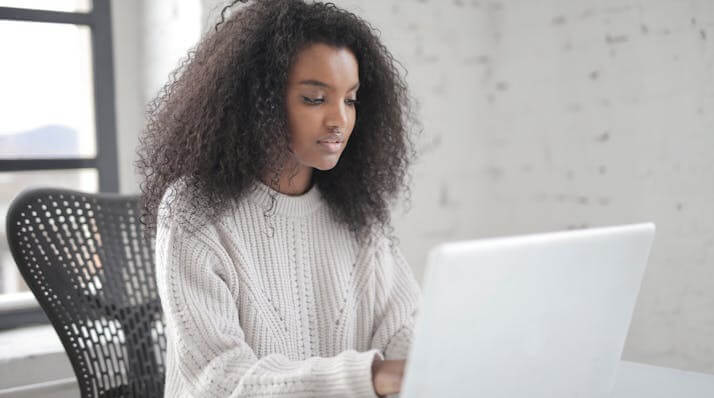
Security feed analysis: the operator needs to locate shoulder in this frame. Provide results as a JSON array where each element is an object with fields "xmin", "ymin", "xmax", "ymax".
[
  {"xmin": 365, "ymin": 229, "xmax": 400, "ymax": 272},
  {"xmin": 157, "ymin": 178, "xmax": 197, "ymax": 227},
  {"xmin": 157, "ymin": 178, "xmax": 238, "ymax": 233},
  {"xmin": 364, "ymin": 227, "xmax": 399, "ymax": 259},
  {"xmin": 155, "ymin": 183, "xmax": 241, "ymax": 286},
  {"xmin": 366, "ymin": 228, "xmax": 419, "ymax": 284},
  {"xmin": 156, "ymin": 179, "xmax": 243, "ymax": 259}
]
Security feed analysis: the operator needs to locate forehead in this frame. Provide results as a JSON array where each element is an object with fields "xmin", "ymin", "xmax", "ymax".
[{"xmin": 288, "ymin": 43, "xmax": 359, "ymax": 89}]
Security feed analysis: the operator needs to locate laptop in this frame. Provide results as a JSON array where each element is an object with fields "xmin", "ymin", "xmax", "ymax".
[{"xmin": 401, "ymin": 223, "xmax": 656, "ymax": 398}]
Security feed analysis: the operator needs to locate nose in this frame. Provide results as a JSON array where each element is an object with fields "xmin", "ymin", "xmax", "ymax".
[{"xmin": 325, "ymin": 100, "xmax": 349, "ymax": 131}]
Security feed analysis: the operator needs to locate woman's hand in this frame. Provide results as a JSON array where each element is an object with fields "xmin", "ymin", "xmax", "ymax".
[{"xmin": 371, "ymin": 358, "xmax": 406, "ymax": 397}]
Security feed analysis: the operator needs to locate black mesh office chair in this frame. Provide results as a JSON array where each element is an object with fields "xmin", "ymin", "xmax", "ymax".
[{"xmin": 5, "ymin": 188, "xmax": 166, "ymax": 397}]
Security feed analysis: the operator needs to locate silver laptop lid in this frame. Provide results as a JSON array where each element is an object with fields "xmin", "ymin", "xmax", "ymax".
[{"xmin": 402, "ymin": 223, "xmax": 655, "ymax": 398}]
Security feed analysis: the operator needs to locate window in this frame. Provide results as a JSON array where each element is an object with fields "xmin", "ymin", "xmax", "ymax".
[{"xmin": 0, "ymin": 0, "xmax": 118, "ymax": 329}]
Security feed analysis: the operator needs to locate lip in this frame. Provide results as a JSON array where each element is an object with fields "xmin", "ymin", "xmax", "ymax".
[{"xmin": 317, "ymin": 140, "xmax": 343, "ymax": 153}]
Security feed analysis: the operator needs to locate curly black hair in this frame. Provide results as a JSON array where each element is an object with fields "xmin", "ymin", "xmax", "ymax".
[{"xmin": 136, "ymin": 0, "xmax": 418, "ymax": 239}]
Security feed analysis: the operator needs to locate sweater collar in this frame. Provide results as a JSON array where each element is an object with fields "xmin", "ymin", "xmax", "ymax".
[{"xmin": 247, "ymin": 179, "xmax": 324, "ymax": 217}]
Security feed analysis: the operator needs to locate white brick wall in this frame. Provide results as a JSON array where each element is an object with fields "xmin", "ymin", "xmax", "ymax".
[{"xmin": 333, "ymin": 0, "xmax": 714, "ymax": 374}]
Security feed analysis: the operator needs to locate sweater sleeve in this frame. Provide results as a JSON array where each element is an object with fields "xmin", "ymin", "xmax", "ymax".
[
  {"xmin": 156, "ymin": 219, "xmax": 381, "ymax": 398},
  {"xmin": 369, "ymin": 239, "xmax": 422, "ymax": 360}
]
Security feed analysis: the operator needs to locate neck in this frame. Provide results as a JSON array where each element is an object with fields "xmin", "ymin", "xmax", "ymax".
[{"xmin": 262, "ymin": 164, "xmax": 313, "ymax": 196}]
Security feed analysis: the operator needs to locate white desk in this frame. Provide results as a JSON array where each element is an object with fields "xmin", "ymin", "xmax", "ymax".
[
  {"xmin": 2, "ymin": 326, "xmax": 713, "ymax": 397},
  {"xmin": 613, "ymin": 361, "xmax": 714, "ymax": 397}
]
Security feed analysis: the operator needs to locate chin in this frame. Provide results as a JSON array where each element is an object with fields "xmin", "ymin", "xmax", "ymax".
[{"xmin": 311, "ymin": 156, "xmax": 342, "ymax": 171}]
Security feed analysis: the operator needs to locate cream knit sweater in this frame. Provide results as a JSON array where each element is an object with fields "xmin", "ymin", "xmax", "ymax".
[{"xmin": 155, "ymin": 180, "xmax": 421, "ymax": 397}]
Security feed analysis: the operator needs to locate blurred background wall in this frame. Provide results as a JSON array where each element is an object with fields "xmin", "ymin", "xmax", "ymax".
[{"xmin": 112, "ymin": 0, "xmax": 714, "ymax": 374}]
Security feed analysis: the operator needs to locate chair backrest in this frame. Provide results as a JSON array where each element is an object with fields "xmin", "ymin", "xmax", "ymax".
[{"xmin": 5, "ymin": 188, "xmax": 166, "ymax": 397}]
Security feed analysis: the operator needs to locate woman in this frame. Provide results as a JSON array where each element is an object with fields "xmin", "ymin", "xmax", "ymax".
[{"xmin": 137, "ymin": 0, "xmax": 421, "ymax": 396}]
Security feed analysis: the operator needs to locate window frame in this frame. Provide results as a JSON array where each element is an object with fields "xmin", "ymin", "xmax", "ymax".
[{"xmin": 0, "ymin": 0, "xmax": 119, "ymax": 330}]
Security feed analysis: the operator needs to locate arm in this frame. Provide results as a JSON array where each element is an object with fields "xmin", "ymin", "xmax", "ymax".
[
  {"xmin": 370, "ymin": 240, "xmax": 421, "ymax": 359},
  {"xmin": 156, "ymin": 221, "xmax": 381, "ymax": 398},
  {"xmin": 369, "ymin": 239, "xmax": 422, "ymax": 396}
]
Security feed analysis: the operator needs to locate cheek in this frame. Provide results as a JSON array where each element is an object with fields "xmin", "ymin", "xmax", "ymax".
[
  {"xmin": 289, "ymin": 125, "xmax": 310, "ymax": 152},
  {"xmin": 345, "ymin": 108, "xmax": 357, "ymax": 138},
  {"xmin": 286, "ymin": 109, "xmax": 318, "ymax": 154}
]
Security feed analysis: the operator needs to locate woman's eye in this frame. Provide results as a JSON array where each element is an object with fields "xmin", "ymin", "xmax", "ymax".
[
  {"xmin": 302, "ymin": 96, "xmax": 324, "ymax": 105},
  {"xmin": 302, "ymin": 96, "xmax": 359, "ymax": 106}
]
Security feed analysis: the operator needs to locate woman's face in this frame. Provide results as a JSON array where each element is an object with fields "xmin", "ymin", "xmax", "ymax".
[{"xmin": 284, "ymin": 43, "xmax": 359, "ymax": 171}]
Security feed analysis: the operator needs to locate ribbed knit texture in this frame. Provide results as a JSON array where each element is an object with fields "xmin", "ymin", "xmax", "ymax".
[{"xmin": 155, "ymin": 180, "xmax": 421, "ymax": 397}]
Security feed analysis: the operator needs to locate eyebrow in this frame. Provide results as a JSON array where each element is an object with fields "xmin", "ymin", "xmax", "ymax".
[{"xmin": 298, "ymin": 79, "xmax": 360, "ymax": 91}]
